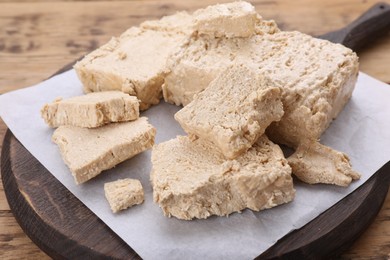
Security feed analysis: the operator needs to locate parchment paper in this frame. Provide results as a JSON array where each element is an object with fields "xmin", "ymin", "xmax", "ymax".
[{"xmin": 0, "ymin": 70, "xmax": 389, "ymax": 259}]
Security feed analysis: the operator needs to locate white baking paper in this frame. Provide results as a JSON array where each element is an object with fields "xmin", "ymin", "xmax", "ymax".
[{"xmin": 0, "ymin": 70, "xmax": 389, "ymax": 259}]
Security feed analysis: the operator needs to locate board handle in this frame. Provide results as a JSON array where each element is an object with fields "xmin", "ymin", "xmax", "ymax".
[{"xmin": 318, "ymin": 2, "xmax": 390, "ymax": 51}]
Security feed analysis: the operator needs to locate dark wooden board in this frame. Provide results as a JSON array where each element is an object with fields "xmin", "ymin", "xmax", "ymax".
[
  {"xmin": 2, "ymin": 124, "xmax": 390, "ymax": 259},
  {"xmin": 2, "ymin": 2, "xmax": 390, "ymax": 259},
  {"xmin": 1, "ymin": 130, "xmax": 139, "ymax": 260}
]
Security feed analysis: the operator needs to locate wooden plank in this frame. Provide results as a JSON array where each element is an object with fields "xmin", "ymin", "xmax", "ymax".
[
  {"xmin": 2, "ymin": 125, "xmax": 389, "ymax": 259},
  {"xmin": 343, "ymin": 190, "xmax": 390, "ymax": 258},
  {"xmin": 0, "ymin": 119, "xmax": 49, "ymax": 260},
  {"xmin": 0, "ymin": 1, "xmax": 389, "ymax": 259},
  {"xmin": 0, "ymin": 0, "xmax": 389, "ymax": 95},
  {"xmin": 359, "ymin": 34, "xmax": 390, "ymax": 83},
  {"xmin": 2, "ymin": 130, "xmax": 139, "ymax": 259},
  {"xmin": 0, "ymin": 211, "xmax": 50, "ymax": 260}
]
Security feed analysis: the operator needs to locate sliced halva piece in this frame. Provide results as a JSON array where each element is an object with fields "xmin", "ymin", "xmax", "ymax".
[
  {"xmin": 74, "ymin": 25, "xmax": 189, "ymax": 110},
  {"xmin": 151, "ymin": 135, "xmax": 295, "ymax": 220},
  {"xmin": 192, "ymin": 1, "xmax": 257, "ymax": 38},
  {"xmin": 41, "ymin": 91, "xmax": 139, "ymax": 128},
  {"xmin": 175, "ymin": 64, "xmax": 284, "ymax": 159},
  {"xmin": 287, "ymin": 141, "xmax": 361, "ymax": 186},
  {"xmin": 52, "ymin": 117, "xmax": 155, "ymax": 184},
  {"xmin": 262, "ymin": 31, "xmax": 359, "ymax": 148},
  {"xmin": 104, "ymin": 178, "xmax": 144, "ymax": 213}
]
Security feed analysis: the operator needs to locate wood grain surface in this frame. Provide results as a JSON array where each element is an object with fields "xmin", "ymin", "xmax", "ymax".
[
  {"xmin": 2, "ymin": 126, "xmax": 389, "ymax": 259},
  {"xmin": 1, "ymin": 0, "xmax": 390, "ymax": 259}
]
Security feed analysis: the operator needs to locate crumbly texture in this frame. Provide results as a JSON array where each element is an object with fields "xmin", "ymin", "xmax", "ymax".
[
  {"xmin": 52, "ymin": 117, "xmax": 156, "ymax": 184},
  {"xmin": 41, "ymin": 91, "xmax": 139, "ymax": 128},
  {"xmin": 163, "ymin": 30, "xmax": 359, "ymax": 149},
  {"xmin": 192, "ymin": 1, "xmax": 257, "ymax": 38},
  {"xmin": 151, "ymin": 135, "xmax": 295, "ymax": 220},
  {"xmin": 287, "ymin": 141, "xmax": 361, "ymax": 186},
  {"xmin": 74, "ymin": 23, "xmax": 189, "ymax": 110},
  {"xmin": 175, "ymin": 64, "xmax": 284, "ymax": 159},
  {"xmin": 262, "ymin": 32, "xmax": 359, "ymax": 148},
  {"xmin": 104, "ymin": 178, "xmax": 144, "ymax": 213},
  {"xmin": 254, "ymin": 15, "xmax": 280, "ymax": 35}
]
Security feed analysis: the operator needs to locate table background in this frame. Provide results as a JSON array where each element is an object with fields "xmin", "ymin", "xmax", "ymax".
[{"xmin": 0, "ymin": 0, "xmax": 389, "ymax": 259}]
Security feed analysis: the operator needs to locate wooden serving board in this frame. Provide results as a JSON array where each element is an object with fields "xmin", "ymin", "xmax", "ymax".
[
  {"xmin": 2, "ymin": 125, "xmax": 390, "ymax": 259},
  {"xmin": 2, "ymin": 2, "xmax": 390, "ymax": 259}
]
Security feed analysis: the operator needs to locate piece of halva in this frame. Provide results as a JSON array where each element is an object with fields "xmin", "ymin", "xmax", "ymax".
[
  {"xmin": 263, "ymin": 32, "xmax": 359, "ymax": 148},
  {"xmin": 287, "ymin": 141, "xmax": 361, "ymax": 186},
  {"xmin": 192, "ymin": 1, "xmax": 257, "ymax": 38},
  {"xmin": 41, "ymin": 91, "xmax": 139, "ymax": 128},
  {"xmin": 74, "ymin": 24, "xmax": 189, "ymax": 110},
  {"xmin": 52, "ymin": 117, "xmax": 156, "ymax": 184},
  {"xmin": 104, "ymin": 178, "xmax": 144, "ymax": 213},
  {"xmin": 151, "ymin": 135, "xmax": 295, "ymax": 220},
  {"xmin": 175, "ymin": 64, "xmax": 284, "ymax": 159}
]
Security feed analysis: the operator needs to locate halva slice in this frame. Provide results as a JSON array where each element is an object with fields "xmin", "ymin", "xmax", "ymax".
[
  {"xmin": 175, "ymin": 64, "xmax": 284, "ymax": 159},
  {"xmin": 192, "ymin": 1, "xmax": 257, "ymax": 38},
  {"xmin": 151, "ymin": 135, "xmax": 295, "ymax": 220},
  {"xmin": 104, "ymin": 178, "xmax": 144, "ymax": 213},
  {"xmin": 74, "ymin": 22, "xmax": 190, "ymax": 110},
  {"xmin": 262, "ymin": 32, "xmax": 359, "ymax": 148},
  {"xmin": 41, "ymin": 91, "xmax": 139, "ymax": 128},
  {"xmin": 52, "ymin": 117, "xmax": 156, "ymax": 184},
  {"xmin": 287, "ymin": 141, "xmax": 361, "ymax": 186}
]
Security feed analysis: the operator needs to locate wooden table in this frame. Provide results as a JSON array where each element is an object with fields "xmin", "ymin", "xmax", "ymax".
[{"xmin": 0, "ymin": 0, "xmax": 389, "ymax": 259}]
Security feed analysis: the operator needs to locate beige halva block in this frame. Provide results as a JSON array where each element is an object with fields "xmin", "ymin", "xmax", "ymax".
[
  {"xmin": 192, "ymin": 1, "xmax": 257, "ymax": 38},
  {"xmin": 287, "ymin": 141, "xmax": 361, "ymax": 186},
  {"xmin": 74, "ymin": 23, "xmax": 190, "ymax": 110},
  {"xmin": 141, "ymin": 2, "xmax": 259, "ymax": 38},
  {"xmin": 175, "ymin": 64, "xmax": 284, "ymax": 159},
  {"xmin": 41, "ymin": 91, "xmax": 139, "ymax": 128},
  {"xmin": 52, "ymin": 117, "xmax": 156, "ymax": 184},
  {"xmin": 104, "ymin": 178, "xmax": 144, "ymax": 213},
  {"xmin": 151, "ymin": 135, "xmax": 295, "ymax": 220},
  {"xmin": 261, "ymin": 32, "xmax": 359, "ymax": 148}
]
